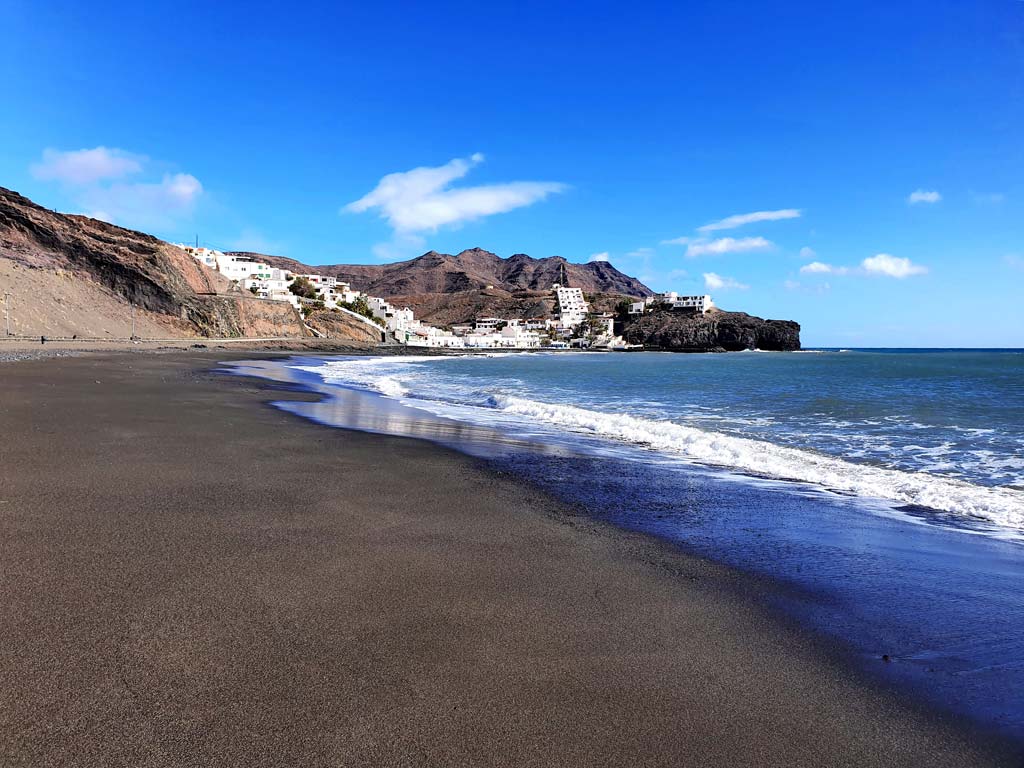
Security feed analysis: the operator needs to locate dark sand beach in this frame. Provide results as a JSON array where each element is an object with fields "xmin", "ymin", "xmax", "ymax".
[{"xmin": 1, "ymin": 351, "xmax": 1020, "ymax": 766}]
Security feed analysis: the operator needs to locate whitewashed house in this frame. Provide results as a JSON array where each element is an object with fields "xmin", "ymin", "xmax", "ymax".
[
  {"xmin": 500, "ymin": 325, "xmax": 541, "ymax": 348},
  {"xmin": 474, "ymin": 317, "xmax": 503, "ymax": 332},
  {"xmin": 661, "ymin": 293, "xmax": 715, "ymax": 313},
  {"xmin": 217, "ymin": 254, "xmax": 273, "ymax": 282},
  {"xmin": 629, "ymin": 297, "xmax": 656, "ymax": 314}
]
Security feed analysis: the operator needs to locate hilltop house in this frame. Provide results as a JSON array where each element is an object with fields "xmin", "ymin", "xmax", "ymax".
[{"xmin": 631, "ymin": 293, "xmax": 715, "ymax": 314}]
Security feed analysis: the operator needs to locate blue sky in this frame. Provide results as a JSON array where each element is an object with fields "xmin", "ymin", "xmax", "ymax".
[{"xmin": 2, "ymin": 0, "xmax": 1022, "ymax": 346}]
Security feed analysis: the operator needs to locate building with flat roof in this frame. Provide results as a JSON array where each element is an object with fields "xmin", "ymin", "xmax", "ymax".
[
  {"xmin": 553, "ymin": 284, "xmax": 589, "ymax": 327},
  {"xmin": 632, "ymin": 293, "xmax": 715, "ymax": 314}
]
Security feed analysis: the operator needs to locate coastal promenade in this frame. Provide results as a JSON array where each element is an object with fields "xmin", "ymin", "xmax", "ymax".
[{"xmin": 1, "ymin": 351, "xmax": 1018, "ymax": 766}]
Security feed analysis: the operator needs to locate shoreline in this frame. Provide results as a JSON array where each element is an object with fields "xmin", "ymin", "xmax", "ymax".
[
  {"xmin": 230, "ymin": 352, "xmax": 1024, "ymax": 735},
  {"xmin": 2, "ymin": 350, "xmax": 1020, "ymax": 765}
]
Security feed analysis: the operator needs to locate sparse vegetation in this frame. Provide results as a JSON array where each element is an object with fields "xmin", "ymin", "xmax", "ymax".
[
  {"xmin": 337, "ymin": 296, "xmax": 384, "ymax": 327},
  {"xmin": 299, "ymin": 299, "xmax": 326, "ymax": 318},
  {"xmin": 289, "ymin": 276, "xmax": 319, "ymax": 300}
]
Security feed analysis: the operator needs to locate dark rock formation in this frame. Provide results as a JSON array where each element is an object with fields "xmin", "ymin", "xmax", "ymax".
[{"xmin": 622, "ymin": 308, "xmax": 800, "ymax": 352}]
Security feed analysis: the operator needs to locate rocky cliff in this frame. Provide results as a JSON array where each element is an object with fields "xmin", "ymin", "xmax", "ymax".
[
  {"xmin": 0, "ymin": 186, "xmax": 308, "ymax": 339},
  {"xmin": 622, "ymin": 308, "xmax": 800, "ymax": 352}
]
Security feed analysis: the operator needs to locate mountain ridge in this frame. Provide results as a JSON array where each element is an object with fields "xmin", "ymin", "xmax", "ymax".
[{"xmin": 227, "ymin": 247, "xmax": 654, "ymax": 298}]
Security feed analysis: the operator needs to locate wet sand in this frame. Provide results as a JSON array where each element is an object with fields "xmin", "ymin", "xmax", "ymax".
[{"xmin": 1, "ymin": 351, "xmax": 1019, "ymax": 766}]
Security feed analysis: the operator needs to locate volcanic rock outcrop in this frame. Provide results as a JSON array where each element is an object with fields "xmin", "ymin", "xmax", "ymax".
[{"xmin": 621, "ymin": 308, "xmax": 801, "ymax": 352}]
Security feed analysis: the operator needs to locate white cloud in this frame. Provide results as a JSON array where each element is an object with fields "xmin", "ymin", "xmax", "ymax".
[
  {"xmin": 686, "ymin": 236, "xmax": 774, "ymax": 258},
  {"xmin": 799, "ymin": 246, "xmax": 816, "ymax": 259},
  {"xmin": 80, "ymin": 173, "xmax": 203, "ymax": 229},
  {"xmin": 31, "ymin": 147, "xmax": 146, "ymax": 185},
  {"xmin": 907, "ymin": 189, "xmax": 941, "ymax": 205},
  {"xmin": 703, "ymin": 272, "xmax": 749, "ymax": 291},
  {"xmin": 971, "ymin": 191, "xmax": 1005, "ymax": 205},
  {"xmin": 624, "ymin": 247, "xmax": 654, "ymax": 258},
  {"xmin": 344, "ymin": 153, "xmax": 567, "ymax": 234},
  {"xmin": 698, "ymin": 209, "xmax": 800, "ymax": 233},
  {"xmin": 588, "ymin": 252, "xmax": 610, "ymax": 263},
  {"xmin": 799, "ymin": 254, "xmax": 927, "ymax": 279},
  {"xmin": 785, "ymin": 278, "xmax": 833, "ymax": 294},
  {"xmin": 1002, "ymin": 254, "xmax": 1023, "ymax": 271},
  {"xmin": 660, "ymin": 236, "xmax": 691, "ymax": 246},
  {"xmin": 31, "ymin": 146, "xmax": 203, "ymax": 231},
  {"xmin": 799, "ymin": 261, "xmax": 849, "ymax": 276},
  {"xmin": 861, "ymin": 253, "xmax": 928, "ymax": 278}
]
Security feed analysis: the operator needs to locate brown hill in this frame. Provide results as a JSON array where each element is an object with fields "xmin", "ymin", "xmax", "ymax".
[
  {"xmin": 229, "ymin": 248, "xmax": 653, "ymax": 298},
  {"xmin": 228, "ymin": 247, "xmax": 652, "ymax": 325},
  {"xmin": 0, "ymin": 186, "xmax": 307, "ymax": 339}
]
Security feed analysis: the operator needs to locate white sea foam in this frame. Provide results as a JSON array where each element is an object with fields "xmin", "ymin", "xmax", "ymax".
[
  {"xmin": 491, "ymin": 395, "xmax": 1024, "ymax": 529},
  {"xmin": 294, "ymin": 356, "xmax": 1024, "ymax": 531}
]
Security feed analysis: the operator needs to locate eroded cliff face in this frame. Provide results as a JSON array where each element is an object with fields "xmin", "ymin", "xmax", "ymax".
[
  {"xmin": 0, "ymin": 186, "xmax": 307, "ymax": 338},
  {"xmin": 621, "ymin": 308, "xmax": 800, "ymax": 352}
]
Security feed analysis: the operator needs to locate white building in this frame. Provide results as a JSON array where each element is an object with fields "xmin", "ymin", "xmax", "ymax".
[
  {"xmin": 368, "ymin": 297, "xmax": 417, "ymax": 334},
  {"xmin": 217, "ymin": 254, "xmax": 274, "ymax": 282},
  {"xmin": 180, "ymin": 244, "xmax": 279, "ymax": 285},
  {"xmin": 500, "ymin": 324, "xmax": 541, "ymax": 348},
  {"xmin": 661, "ymin": 293, "xmax": 714, "ymax": 313},
  {"xmin": 523, "ymin": 318, "xmax": 552, "ymax": 331},
  {"xmin": 463, "ymin": 333, "xmax": 502, "ymax": 349},
  {"xmin": 181, "ymin": 245, "xmax": 220, "ymax": 270},
  {"xmin": 474, "ymin": 317, "xmax": 503, "ymax": 332},
  {"xmin": 631, "ymin": 293, "xmax": 715, "ymax": 314},
  {"xmin": 629, "ymin": 296, "xmax": 656, "ymax": 315},
  {"xmin": 594, "ymin": 312, "xmax": 615, "ymax": 337},
  {"xmin": 243, "ymin": 269, "xmax": 296, "ymax": 303},
  {"xmin": 330, "ymin": 282, "xmax": 362, "ymax": 305},
  {"xmin": 553, "ymin": 285, "xmax": 589, "ymax": 327},
  {"xmin": 406, "ymin": 326, "xmax": 465, "ymax": 348}
]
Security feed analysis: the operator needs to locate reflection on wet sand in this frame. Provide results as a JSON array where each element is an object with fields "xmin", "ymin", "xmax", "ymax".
[{"xmin": 224, "ymin": 357, "xmax": 573, "ymax": 460}]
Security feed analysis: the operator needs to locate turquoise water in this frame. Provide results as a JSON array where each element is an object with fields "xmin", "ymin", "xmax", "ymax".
[{"xmin": 227, "ymin": 349, "xmax": 1024, "ymax": 740}]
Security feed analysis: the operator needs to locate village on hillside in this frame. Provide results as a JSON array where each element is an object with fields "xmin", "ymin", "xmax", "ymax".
[{"xmin": 181, "ymin": 244, "xmax": 716, "ymax": 350}]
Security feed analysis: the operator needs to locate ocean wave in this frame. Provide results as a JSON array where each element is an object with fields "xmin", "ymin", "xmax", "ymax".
[
  {"xmin": 491, "ymin": 395, "xmax": 1024, "ymax": 529},
  {"xmin": 293, "ymin": 357, "xmax": 1024, "ymax": 530}
]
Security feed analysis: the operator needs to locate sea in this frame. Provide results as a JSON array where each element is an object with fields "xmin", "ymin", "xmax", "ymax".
[{"xmin": 227, "ymin": 349, "xmax": 1024, "ymax": 739}]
